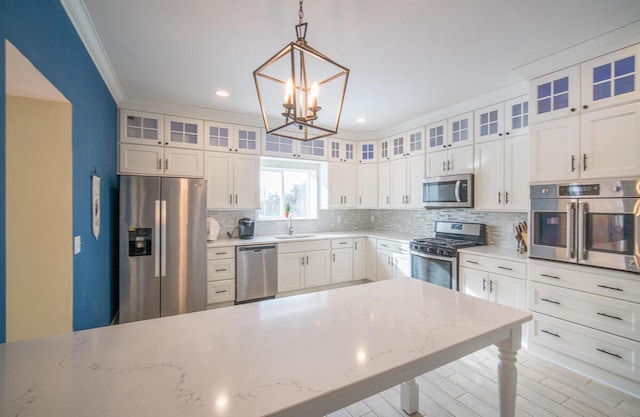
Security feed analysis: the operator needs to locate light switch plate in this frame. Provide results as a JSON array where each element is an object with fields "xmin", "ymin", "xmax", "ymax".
[{"xmin": 74, "ymin": 235, "xmax": 81, "ymax": 255}]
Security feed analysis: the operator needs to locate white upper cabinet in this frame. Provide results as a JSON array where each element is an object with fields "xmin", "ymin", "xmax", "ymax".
[
  {"xmin": 328, "ymin": 138, "xmax": 356, "ymax": 163},
  {"xmin": 405, "ymin": 127, "xmax": 425, "ymax": 156},
  {"xmin": 530, "ymin": 66, "xmax": 581, "ymax": 123},
  {"xmin": 426, "ymin": 120, "xmax": 448, "ymax": 152},
  {"xmin": 204, "ymin": 123, "xmax": 261, "ymax": 154},
  {"xmin": 504, "ymin": 95, "xmax": 530, "ymax": 137},
  {"xmin": 389, "ymin": 133, "xmax": 406, "ymax": 160},
  {"xmin": 475, "ymin": 102, "xmax": 505, "ymax": 142},
  {"xmin": 357, "ymin": 141, "xmax": 378, "ymax": 163},
  {"xmin": 357, "ymin": 163, "xmax": 378, "ymax": 208},
  {"xmin": 447, "ymin": 112, "xmax": 474, "ymax": 148},
  {"xmin": 378, "ymin": 138, "xmax": 391, "ymax": 162},
  {"xmin": 164, "ymin": 115, "xmax": 204, "ymax": 149},
  {"xmin": 120, "ymin": 109, "xmax": 164, "ymax": 145},
  {"xmin": 262, "ymin": 133, "xmax": 326, "ymax": 160}
]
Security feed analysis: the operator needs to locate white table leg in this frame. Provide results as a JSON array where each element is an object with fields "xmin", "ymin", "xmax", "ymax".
[
  {"xmin": 495, "ymin": 325, "xmax": 522, "ymax": 417},
  {"xmin": 400, "ymin": 378, "xmax": 418, "ymax": 415}
]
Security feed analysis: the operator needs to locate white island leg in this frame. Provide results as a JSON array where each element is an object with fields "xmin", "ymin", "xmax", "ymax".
[
  {"xmin": 400, "ymin": 378, "xmax": 419, "ymax": 415},
  {"xmin": 495, "ymin": 326, "xmax": 522, "ymax": 417}
]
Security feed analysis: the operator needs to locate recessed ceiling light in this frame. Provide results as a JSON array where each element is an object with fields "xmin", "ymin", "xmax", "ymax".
[
  {"xmin": 356, "ymin": 117, "xmax": 367, "ymax": 123},
  {"xmin": 215, "ymin": 90, "xmax": 229, "ymax": 97}
]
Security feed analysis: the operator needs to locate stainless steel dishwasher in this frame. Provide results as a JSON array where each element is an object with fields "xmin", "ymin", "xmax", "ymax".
[{"xmin": 236, "ymin": 244, "xmax": 277, "ymax": 303}]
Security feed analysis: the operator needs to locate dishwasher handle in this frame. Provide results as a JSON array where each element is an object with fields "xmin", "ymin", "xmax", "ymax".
[{"xmin": 237, "ymin": 244, "xmax": 277, "ymax": 252}]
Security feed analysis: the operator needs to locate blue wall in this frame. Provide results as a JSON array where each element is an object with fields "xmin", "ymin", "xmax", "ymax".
[{"xmin": 0, "ymin": 0, "xmax": 118, "ymax": 342}]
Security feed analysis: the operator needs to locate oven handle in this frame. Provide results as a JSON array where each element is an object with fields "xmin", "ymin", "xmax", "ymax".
[
  {"xmin": 566, "ymin": 202, "xmax": 576, "ymax": 260},
  {"xmin": 578, "ymin": 201, "xmax": 588, "ymax": 261},
  {"xmin": 411, "ymin": 251, "xmax": 454, "ymax": 262},
  {"xmin": 454, "ymin": 180, "xmax": 462, "ymax": 202}
]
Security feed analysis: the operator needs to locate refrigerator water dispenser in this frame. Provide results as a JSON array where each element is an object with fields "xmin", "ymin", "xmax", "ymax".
[{"xmin": 128, "ymin": 228, "xmax": 152, "ymax": 256}]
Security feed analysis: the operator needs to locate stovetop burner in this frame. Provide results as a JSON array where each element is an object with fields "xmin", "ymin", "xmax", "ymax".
[{"xmin": 410, "ymin": 221, "xmax": 486, "ymax": 257}]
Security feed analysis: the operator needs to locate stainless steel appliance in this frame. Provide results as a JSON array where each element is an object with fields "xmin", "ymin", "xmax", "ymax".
[
  {"xmin": 410, "ymin": 221, "xmax": 486, "ymax": 289},
  {"xmin": 119, "ymin": 176, "xmax": 207, "ymax": 323},
  {"xmin": 236, "ymin": 244, "xmax": 277, "ymax": 303},
  {"xmin": 530, "ymin": 179, "xmax": 640, "ymax": 273},
  {"xmin": 238, "ymin": 217, "xmax": 255, "ymax": 239},
  {"xmin": 422, "ymin": 174, "xmax": 473, "ymax": 208}
]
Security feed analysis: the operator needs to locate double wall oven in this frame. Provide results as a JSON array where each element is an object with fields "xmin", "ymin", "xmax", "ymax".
[{"xmin": 530, "ymin": 179, "xmax": 640, "ymax": 273}]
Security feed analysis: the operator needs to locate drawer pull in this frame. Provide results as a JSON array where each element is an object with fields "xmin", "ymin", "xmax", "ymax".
[
  {"xmin": 597, "ymin": 312, "xmax": 623, "ymax": 321},
  {"xmin": 541, "ymin": 298, "xmax": 560, "ymax": 305},
  {"xmin": 380, "ymin": 244, "xmax": 389, "ymax": 248},
  {"xmin": 215, "ymin": 290, "xmax": 228, "ymax": 294},
  {"xmin": 596, "ymin": 348, "xmax": 622, "ymax": 359},
  {"xmin": 541, "ymin": 329, "xmax": 560, "ymax": 338},
  {"xmin": 215, "ymin": 252, "xmax": 228, "ymax": 256},
  {"xmin": 540, "ymin": 273, "xmax": 560, "ymax": 280},
  {"xmin": 466, "ymin": 260, "xmax": 479, "ymax": 264},
  {"xmin": 339, "ymin": 242, "xmax": 347, "ymax": 245},
  {"xmin": 215, "ymin": 268, "xmax": 227, "ymax": 272},
  {"xmin": 597, "ymin": 284, "xmax": 623, "ymax": 292},
  {"xmin": 497, "ymin": 266, "xmax": 513, "ymax": 271}
]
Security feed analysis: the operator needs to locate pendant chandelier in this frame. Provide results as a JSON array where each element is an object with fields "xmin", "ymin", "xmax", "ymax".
[{"xmin": 253, "ymin": 0, "xmax": 350, "ymax": 141}]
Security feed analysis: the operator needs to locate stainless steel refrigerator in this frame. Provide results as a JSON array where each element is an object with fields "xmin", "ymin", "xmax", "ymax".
[{"xmin": 119, "ymin": 176, "xmax": 207, "ymax": 323}]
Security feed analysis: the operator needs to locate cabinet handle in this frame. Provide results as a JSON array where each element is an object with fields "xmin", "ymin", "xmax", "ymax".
[
  {"xmin": 596, "ymin": 348, "xmax": 622, "ymax": 359},
  {"xmin": 306, "ymin": 256, "xmax": 309, "ymax": 265},
  {"xmin": 235, "ymin": 194, "xmax": 238, "ymax": 204},
  {"xmin": 489, "ymin": 280, "xmax": 494, "ymax": 293},
  {"xmin": 301, "ymin": 256, "xmax": 305, "ymax": 266},
  {"xmin": 541, "ymin": 329, "xmax": 560, "ymax": 338},
  {"xmin": 505, "ymin": 191, "xmax": 509, "ymax": 205},
  {"xmin": 597, "ymin": 312, "xmax": 623, "ymax": 321},
  {"xmin": 380, "ymin": 244, "xmax": 388, "ymax": 248},
  {"xmin": 540, "ymin": 273, "xmax": 560, "ymax": 280},
  {"xmin": 386, "ymin": 196, "xmax": 390, "ymax": 204},
  {"xmin": 482, "ymin": 278, "xmax": 486, "ymax": 292},
  {"xmin": 339, "ymin": 242, "xmax": 347, "ymax": 245},
  {"xmin": 359, "ymin": 196, "xmax": 362, "ymax": 204},
  {"xmin": 442, "ymin": 161, "xmax": 446, "ymax": 172},
  {"xmin": 165, "ymin": 159, "xmax": 169, "ymax": 170},
  {"xmin": 583, "ymin": 153, "xmax": 587, "ymax": 171},
  {"xmin": 333, "ymin": 254, "xmax": 336, "ymax": 262},
  {"xmin": 465, "ymin": 260, "xmax": 479, "ymax": 264},
  {"xmin": 215, "ymin": 268, "xmax": 227, "ymax": 272},
  {"xmin": 215, "ymin": 290, "xmax": 227, "ymax": 294},
  {"xmin": 583, "ymin": 104, "xmax": 589, "ymax": 110},
  {"xmin": 497, "ymin": 266, "xmax": 513, "ymax": 271},
  {"xmin": 597, "ymin": 284, "xmax": 623, "ymax": 292},
  {"xmin": 570, "ymin": 107, "xmax": 577, "ymax": 112},
  {"xmin": 447, "ymin": 160, "xmax": 451, "ymax": 171},
  {"xmin": 406, "ymin": 195, "xmax": 410, "ymax": 204},
  {"xmin": 157, "ymin": 158, "xmax": 162, "ymax": 170},
  {"xmin": 344, "ymin": 195, "xmax": 347, "ymax": 204},
  {"xmin": 355, "ymin": 242, "xmax": 358, "ymax": 250},
  {"xmin": 571, "ymin": 155, "xmax": 576, "ymax": 172},
  {"xmin": 541, "ymin": 298, "xmax": 560, "ymax": 305},
  {"xmin": 497, "ymin": 191, "xmax": 501, "ymax": 204},
  {"xmin": 229, "ymin": 194, "xmax": 233, "ymax": 204},
  {"xmin": 215, "ymin": 252, "xmax": 228, "ymax": 255}
]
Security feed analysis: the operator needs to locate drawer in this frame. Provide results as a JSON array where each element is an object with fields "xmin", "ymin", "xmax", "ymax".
[
  {"xmin": 331, "ymin": 238, "xmax": 353, "ymax": 249},
  {"xmin": 459, "ymin": 253, "xmax": 526, "ymax": 279},
  {"xmin": 529, "ymin": 281, "xmax": 640, "ymax": 342},
  {"xmin": 278, "ymin": 239, "xmax": 330, "ymax": 254},
  {"xmin": 207, "ymin": 246, "xmax": 235, "ymax": 260},
  {"xmin": 529, "ymin": 313, "xmax": 640, "ymax": 383},
  {"xmin": 207, "ymin": 258, "xmax": 235, "ymax": 281},
  {"xmin": 207, "ymin": 279, "xmax": 235, "ymax": 304},
  {"xmin": 529, "ymin": 260, "xmax": 640, "ymax": 303},
  {"xmin": 377, "ymin": 239, "xmax": 409, "ymax": 254}
]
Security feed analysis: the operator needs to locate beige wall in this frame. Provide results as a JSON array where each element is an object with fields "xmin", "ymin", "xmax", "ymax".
[{"xmin": 6, "ymin": 95, "xmax": 73, "ymax": 342}]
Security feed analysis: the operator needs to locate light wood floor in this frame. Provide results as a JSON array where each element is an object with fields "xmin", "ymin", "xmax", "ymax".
[{"xmin": 327, "ymin": 346, "xmax": 640, "ymax": 417}]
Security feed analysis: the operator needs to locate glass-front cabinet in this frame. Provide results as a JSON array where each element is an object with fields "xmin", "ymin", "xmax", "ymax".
[
  {"xmin": 328, "ymin": 138, "xmax": 356, "ymax": 162},
  {"xmin": 119, "ymin": 110, "xmax": 164, "ymax": 145},
  {"xmin": 357, "ymin": 141, "xmax": 377, "ymax": 163},
  {"xmin": 262, "ymin": 133, "xmax": 326, "ymax": 160}
]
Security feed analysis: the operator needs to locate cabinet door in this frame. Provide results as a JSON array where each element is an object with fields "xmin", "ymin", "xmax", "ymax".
[
  {"xmin": 530, "ymin": 66, "xmax": 581, "ymax": 123},
  {"xmin": 331, "ymin": 247, "xmax": 353, "ymax": 283},
  {"xmin": 581, "ymin": 44, "xmax": 640, "ymax": 111},
  {"xmin": 328, "ymin": 162, "xmax": 345, "ymax": 208},
  {"xmin": 305, "ymin": 250, "xmax": 330, "ymax": 288},
  {"xmin": 426, "ymin": 121, "xmax": 447, "ymax": 152},
  {"xmin": 365, "ymin": 238, "xmax": 377, "ymax": 280},
  {"xmin": 460, "ymin": 267, "xmax": 488, "ymax": 300},
  {"xmin": 203, "ymin": 121, "xmax": 233, "ymax": 152},
  {"xmin": 389, "ymin": 158, "xmax": 407, "ymax": 208},
  {"xmin": 406, "ymin": 127, "xmax": 425, "ymax": 156},
  {"xmin": 119, "ymin": 110, "xmax": 163, "ymax": 146},
  {"xmin": 426, "ymin": 150, "xmax": 449, "ymax": 177},
  {"xmin": 165, "ymin": 116, "xmax": 203, "ymax": 150},
  {"xmin": 164, "ymin": 148, "xmax": 204, "ymax": 177},
  {"xmin": 393, "ymin": 252, "xmax": 411, "ymax": 278},
  {"xmin": 353, "ymin": 238, "xmax": 367, "ymax": 280},
  {"xmin": 474, "ymin": 139, "xmax": 504, "ymax": 210},
  {"xmin": 449, "ymin": 146, "xmax": 474, "ymax": 175},
  {"xmin": 504, "ymin": 135, "xmax": 529, "ymax": 212},
  {"xmin": 505, "ymin": 96, "xmax": 529, "ymax": 137},
  {"xmin": 299, "ymin": 138, "xmax": 327, "ymax": 160},
  {"xmin": 343, "ymin": 163, "xmax": 358, "ymax": 208},
  {"xmin": 390, "ymin": 134, "xmax": 406, "ymax": 159},
  {"xmin": 233, "ymin": 125, "xmax": 261, "ymax": 154},
  {"xmin": 278, "ymin": 252, "xmax": 305, "ymax": 292},
  {"xmin": 378, "ymin": 161, "xmax": 391, "ymax": 208},
  {"xmin": 529, "ymin": 115, "xmax": 580, "ymax": 182},
  {"xmin": 488, "ymin": 274, "xmax": 525, "ymax": 310},
  {"xmin": 379, "ymin": 138, "xmax": 391, "ymax": 161},
  {"xmin": 119, "ymin": 143, "xmax": 163, "ymax": 175},
  {"xmin": 233, "ymin": 154, "xmax": 260, "ymax": 209},
  {"xmin": 580, "ymin": 102, "xmax": 640, "ymax": 179},
  {"xmin": 376, "ymin": 249, "xmax": 393, "ymax": 280},
  {"xmin": 357, "ymin": 141, "xmax": 377, "ymax": 163},
  {"xmin": 406, "ymin": 155, "xmax": 425, "ymax": 208},
  {"xmin": 357, "ymin": 163, "xmax": 378, "ymax": 208},
  {"xmin": 475, "ymin": 103, "xmax": 504, "ymax": 142},
  {"xmin": 204, "ymin": 152, "xmax": 233, "ymax": 209},
  {"xmin": 448, "ymin": 112, "xmax": 474, "ymax": 148},
  {"xmin": 263, "ymin": 133, "xmax": 296, "ymax": 158}
]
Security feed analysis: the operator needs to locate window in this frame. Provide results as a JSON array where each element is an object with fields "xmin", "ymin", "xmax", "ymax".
[{"xmin": 259, "ymin": 158, "xmax": 319, "ymax": 219}]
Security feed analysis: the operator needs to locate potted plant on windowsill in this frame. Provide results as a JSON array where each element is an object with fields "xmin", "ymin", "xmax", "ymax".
[{"xmin": 284, "ymin": 202, "xmax": 291, "ymax": 218}]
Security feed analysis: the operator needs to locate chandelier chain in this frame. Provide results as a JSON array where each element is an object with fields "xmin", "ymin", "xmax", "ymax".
[{"xmin": 298, "ymin": 0, "xmax": 304, "ymax": 24}]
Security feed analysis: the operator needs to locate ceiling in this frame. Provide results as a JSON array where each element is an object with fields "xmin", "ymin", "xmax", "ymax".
[{"xmin": 77, "ymin": 0, "xmax": 640, "ymax": 133}]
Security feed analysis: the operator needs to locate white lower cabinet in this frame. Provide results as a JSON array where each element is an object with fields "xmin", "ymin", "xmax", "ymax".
[
  {"xmin": 206, "ymin": 246, "xmax": 235, "ymax": 304},
  {"xmin": 277, "ymin": 240, "xmax": 330, "ymax": 293},
  {"xmin": 528, "ymin": 259, "xmax": 640, "ymax": 395},
  {"xmin": 375, "ymin": 239, "xmax": 410, "ymax": 280},
  {"xmin": 331, "ymin": 238, "xmax": 354, "ymax": 283},
  {"xmin": 353, "ymin": 237, "xmax": 367, "ymax": 280},
  {"xmin": 459, "ymin": 252, "xmax": 526, "ymax": 311},
  {"xmin": 365, "ymin": 237, "xmax": 378, "ymax": 280}
]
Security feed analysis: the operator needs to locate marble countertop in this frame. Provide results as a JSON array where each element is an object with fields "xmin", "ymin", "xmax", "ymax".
[
  {"xmin": 1, "ymin": 278, "xmax": 531, "ymax": 417},
  {"xmin": 207, "ymin": 230, "xmax": 416, "ymax": 248},
  {"xmin": 458, "ymin": 245, "xmax": 529, "ymax": 262}
]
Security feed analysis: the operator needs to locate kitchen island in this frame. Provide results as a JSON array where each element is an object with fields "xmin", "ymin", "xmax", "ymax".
[{"xmin": 1, "ymin": 278, "xmax": 531, "ymax": 417}]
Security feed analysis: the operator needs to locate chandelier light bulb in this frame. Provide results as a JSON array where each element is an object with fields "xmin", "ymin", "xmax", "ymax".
[{"xmin": 284, "ymin": 78, "xmax": 294, "ymax": 106}]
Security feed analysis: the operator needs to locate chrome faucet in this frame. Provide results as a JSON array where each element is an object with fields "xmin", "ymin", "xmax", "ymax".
[{"xmin": 288, "ymin": 215, "xmax": 294, "ymax": 236}]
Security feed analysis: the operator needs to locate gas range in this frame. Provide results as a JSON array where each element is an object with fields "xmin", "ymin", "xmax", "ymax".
[{"xmin": 410, "ymin": 221, "xmax": 486, "ymax": 258}]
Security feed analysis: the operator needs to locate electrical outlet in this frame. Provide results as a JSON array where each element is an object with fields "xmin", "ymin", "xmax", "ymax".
[{"xmin": 74, "ymin": 235, "xmax": 81, "ymax": 255}]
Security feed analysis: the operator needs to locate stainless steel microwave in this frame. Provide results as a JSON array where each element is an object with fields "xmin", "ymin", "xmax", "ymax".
[{"xmin": 422, "ymin": 174, "xmax": 473, "ymax": 208}]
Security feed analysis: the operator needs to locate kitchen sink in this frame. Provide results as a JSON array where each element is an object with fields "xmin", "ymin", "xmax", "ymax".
[{"xmin": 273, "ymin": 234, "xmax": 316, "ymax": 240}]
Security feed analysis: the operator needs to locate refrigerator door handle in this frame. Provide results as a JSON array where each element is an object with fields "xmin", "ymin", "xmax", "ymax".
[
  {"xmin": 154, "ymin": 200, "xmax": 161, "ymax": 277},
  {"xmin": 161, "ymin": 200, "xmax": 167, "ymax": 277}
]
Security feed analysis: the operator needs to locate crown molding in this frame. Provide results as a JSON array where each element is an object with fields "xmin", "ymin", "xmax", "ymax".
[
  {"xmin": 515, "ymin": 19, "xmax": 640, "ymax": 81},
  {"xmin": 60, "ymin": 0, "xmax": 124, "ymax": 102}
]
